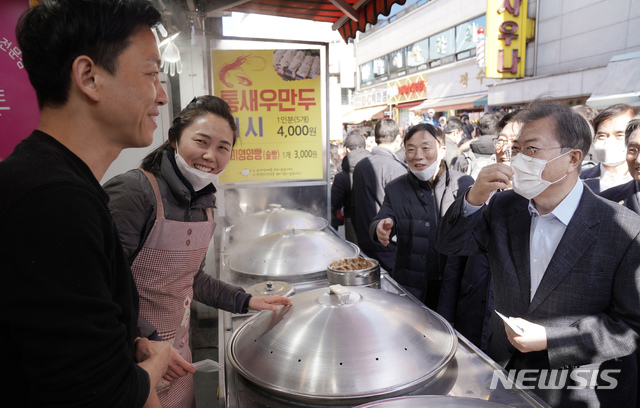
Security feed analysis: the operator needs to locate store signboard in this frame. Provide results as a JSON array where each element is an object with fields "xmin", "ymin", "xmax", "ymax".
[
  {"xmin": 388, "ymin": 73, "xmax": 428, "ymax": 105},
  {"xmin": 212, "ymin": 49, "xmax": 324, "ymax": 183},
  {"xmin": 485, "ymin": 0, "xmax": 534, "ymax": 79},
  {"xmin": 353, "ymin": 87, "xmax": 388, "ymax": 108},
  {"xmin": 0, "ymin": 0, "xmax": 40, "ymax": 160}
]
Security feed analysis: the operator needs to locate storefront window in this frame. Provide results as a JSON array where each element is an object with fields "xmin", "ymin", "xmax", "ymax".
[
  {"xmin": 429, "ymin": 27, "xmax": 455, "ymax": 60},
  {"xmin": 360, "ymin": 61, "xmax": 373, "ymax": 84},
  {"xmin": 389, "ymin": 48, "xmax": 406, "ymax": 74},
  {"xmin": 407, "ymin": 38, "xmax": 429, "ymax": 68},
  {"xmin": 456, "ymin": 15, "xmax": 486, "ymax": 53},
  {"xmin": 372, "ymin": 56, "xmax": 388, "ymax": 78}
]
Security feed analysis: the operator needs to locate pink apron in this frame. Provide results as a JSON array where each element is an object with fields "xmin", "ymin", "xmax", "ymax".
[{"xmin": 131, "ymin": 170, "xmax": 215, "ymax": 408}]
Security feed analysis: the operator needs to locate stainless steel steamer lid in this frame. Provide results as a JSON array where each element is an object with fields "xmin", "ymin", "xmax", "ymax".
[
  {"xmin": 354, "ymin": 395, "xmax": 517, "ymax": 407},
  {"xmin": 226, "ymin": 229, "xmax": 359, "ymax": 280},
  {"xmin": 226, "ymin": 204, "xmax": 328, "ymax": 242},
  {"xmin": 227, "ymin": 285, "xmax": 458, "ymax": 405}
]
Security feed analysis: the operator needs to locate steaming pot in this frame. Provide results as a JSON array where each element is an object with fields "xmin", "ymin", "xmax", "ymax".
[
  {"xmin": 227, "ymin": 285, "xmax": 457, "ymax": 406},
  {"xmin": 226, "ymin": 204, "xmax": 328, "ymax": 243},
  {"xmin": 226, "ymin": 228, "xmax": 359, "ymax": 280}
]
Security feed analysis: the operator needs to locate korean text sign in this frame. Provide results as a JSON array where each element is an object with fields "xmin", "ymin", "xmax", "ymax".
[
  {"xmin": 212, "ymin": 49, "xmax": 323, "ymax": 183},
  {"xmin": 485, "ymin": 0, "xmax": 534, "ymax": 79}
]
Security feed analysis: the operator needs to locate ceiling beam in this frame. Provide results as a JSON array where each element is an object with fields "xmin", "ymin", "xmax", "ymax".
[{"xmin": 204, "ymin": 0, "xmax": 252, "ymax": 15}]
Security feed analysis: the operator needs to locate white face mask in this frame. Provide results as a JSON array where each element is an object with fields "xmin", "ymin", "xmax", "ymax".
[
  {"xmin": 174, "ymin": 146, "xmax": 221, "ymax": 191},
  {"xmin": 410, "ymin": 159, "xmax": 439, "ymax": 182},
  {"xmin": 592, "ymin": 138, "xmax": 626, "ymax": 166},
  {"xmin": 511, "ymin": 150, "xmax": 573, "ymax": 199}
]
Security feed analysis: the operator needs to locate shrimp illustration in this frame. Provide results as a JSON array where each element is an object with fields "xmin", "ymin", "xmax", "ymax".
[{"xmin": 218, "ymin": 55, "xmax": 266, "ymax": 88}]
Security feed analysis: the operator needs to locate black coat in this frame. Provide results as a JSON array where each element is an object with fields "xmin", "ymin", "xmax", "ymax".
[
  {"xmin": 352, "ymin": 146, "xmax": 408, "ymax": 271},
  {"xmin": 331, "ymin": 148, "xmax": 371, "ymax": 220},
  {"xmin": 370, "ymin": 165, "xmax": 473, "ymax": 304}
]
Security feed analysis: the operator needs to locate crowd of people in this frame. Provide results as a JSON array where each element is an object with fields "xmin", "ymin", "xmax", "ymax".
[
  {"xmin": 3, "ymin": 1, "xmax": 640, "ymax": 408},
  {"xmin": 332, "ymin": 103, "xmax": 640, "ymax": 408}
]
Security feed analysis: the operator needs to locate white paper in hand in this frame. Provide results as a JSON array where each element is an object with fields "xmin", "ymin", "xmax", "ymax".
[{"xmin": 495, "ymin": 310, "xmax": 525, "ymax": 336}]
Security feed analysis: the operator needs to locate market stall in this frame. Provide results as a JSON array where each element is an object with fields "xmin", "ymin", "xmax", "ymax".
[{"xmin": 214, "ymin": 211, "xmax": 550, "ymax": 408}]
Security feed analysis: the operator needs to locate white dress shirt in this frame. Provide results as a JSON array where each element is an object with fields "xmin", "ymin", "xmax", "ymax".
[
  {"xmin": 599, "ymin": 162, "xmax": 632, "ymax": 191},
  {"xmin": 463, "ymin": 180, "xmax": 583, "ymax": 301}
]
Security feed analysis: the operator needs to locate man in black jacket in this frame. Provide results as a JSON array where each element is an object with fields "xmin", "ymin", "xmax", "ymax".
[
  {"xmin": 0, "ymin": 1, "xmax": 172, "ymax": 406},
  {"xmin": 352, "ymin": 119, "xmax": 407, "ymax": 272},
  {"xmin": 371, "ymin": 123, "xmax": 473, "ymax": 310}
]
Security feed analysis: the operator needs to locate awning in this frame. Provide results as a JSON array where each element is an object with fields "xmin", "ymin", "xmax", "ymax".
[
  {"xmin": 204, "ymin": 0, "xmax": 407, "ymax": 43},
  {"xmin": 586, "ymin": 51, "xmax": 640, "ymax": 109},
  {"xmin": 473, "ymin": 95, "xmax": 488, "ymax": 107},
  {"xmin": 413, "ymin": 93, "xmax": 487, "ymax": 112},
  {"xmin": 342, "ymin": 105, "xmax": 387, "ymax": 124},
  {"xmin": 396, "ymin": 100, "xmax": 424, "ymax": 110}
]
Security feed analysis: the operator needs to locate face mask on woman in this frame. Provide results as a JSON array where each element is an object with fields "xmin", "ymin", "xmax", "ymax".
[
  {"xmin": 511, "ymin": 149, "xmax": 573, "ymax": 200},
  {"xmin": 174, "ymin": 146, "xmax": 220, "ymax": 191},
  {"xmin": 592, "ymin": 138, "xmax": 626, "ymax": 166},
  {"xmin": 410, "ymin": 159, "xmax": 439, "ymax": 182}
]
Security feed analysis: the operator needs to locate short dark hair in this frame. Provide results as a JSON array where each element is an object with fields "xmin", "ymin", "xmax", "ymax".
[
  {"xmin": 16, "ymin": 0, "xmax": 161, "ymax": 109},
  {"xmin": 404, "ymin": 123, "xmax": 445, "ymax": 146},
  {"xmin": 593, "ymin": 104, "xmax": 636, "ymax": 135},
  {"xmin": 344, "ymin": 130, "xmax": 366, "ymax": 150},
  {"xmin": 497, "ymin": 110, "xmax": 522, "ymax": 135},
  {"xmin": 519, "ymin": 99, "xmax": 592, "ymax": 160},
  {"xmin": 443, "ymin": 118, "xmax": 464, "ymax": 134},
  {"xmin": 142, "ymin": 96, "xmax": 238, "ymax": 173},
  {"xmin": 626, "ymin": 118, "xmax": 640, "ymax": 146},
  {"xmin": 374, "ymin": 119, "xmax": 399, "ymax": 144},
  {"xmin": 477, "ymin": 113, "xmax": 499, "ymax": 136}
]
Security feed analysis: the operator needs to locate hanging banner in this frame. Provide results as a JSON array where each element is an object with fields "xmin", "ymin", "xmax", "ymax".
[
  {"xmin": 485, "ymin": 0, "xmax": 535, "ymax": 79},
  {"xmin": 0, "ymin": 0, "xmax": 40, "ymax": 160},
  {"xmin": 212, "ymin": 49, "xmax": 323, "ymax": 183}
]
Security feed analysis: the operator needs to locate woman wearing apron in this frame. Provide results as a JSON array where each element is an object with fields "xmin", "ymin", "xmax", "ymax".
[{"xmin": 104, "ymin": 96, "xmax": 291, "ymax": 407}]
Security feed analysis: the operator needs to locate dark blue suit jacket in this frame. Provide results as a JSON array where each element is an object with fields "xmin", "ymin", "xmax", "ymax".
[
  {"xmin": 579, "ymin": 163, "xmax": 602, "ymax": 193},
  {"xmin": 599, "ymin": 179, "xmax": 640, "ymax": 214},
  {"xmin": 436, "ymin": 183, "xmax": 640, "ymax": 407}
]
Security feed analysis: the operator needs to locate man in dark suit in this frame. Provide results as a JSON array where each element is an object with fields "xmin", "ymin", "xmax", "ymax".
[
  {"xmin": 600, "ymin": 118, "xmax": 640, "ymax": 212},
  {"xmin": 580, "ymin": 104, "xmax": 636, "ymax": 193},
  {"xmin": 436, "ymin": 100, "xmax": 640, "ymax": 408}
]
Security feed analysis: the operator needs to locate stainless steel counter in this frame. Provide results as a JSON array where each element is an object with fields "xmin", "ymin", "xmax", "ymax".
[{"xmin": 215, "ymin": 242, "xmax": 549, "ymax": 408}]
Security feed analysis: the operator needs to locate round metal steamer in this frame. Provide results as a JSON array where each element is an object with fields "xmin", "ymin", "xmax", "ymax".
[
  {"xmin": 226, "ymin": 204, "xmax": 328, "ymax": 243},
  {"xmin": 226, "ymin": 229, "xmax": 359, "ymax": 280},
  {"xmin": 354, "ymin": 395, "xmax": 517, "ymax": 407},
  {"xmin": 227, "ymin": 286, "xmax": 458, "ymax": 406}
]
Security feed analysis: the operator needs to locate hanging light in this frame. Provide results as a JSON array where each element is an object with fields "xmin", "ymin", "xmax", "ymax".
[{"xmin": 159, "ymin": 32, "xmax": 182, "ymax": 77}]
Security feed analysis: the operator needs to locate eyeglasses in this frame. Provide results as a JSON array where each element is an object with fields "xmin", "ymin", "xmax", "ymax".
[
  {"xmin": 627, "ymin": 147, "xmax": 640, "ymax": 160},
  {"xmin": 493, "ymin": 138, "xmax": 512, "ymax": 148},
  {"xmin": 510, "ymin": 146, "xmax": 564, "ymax": 162}
]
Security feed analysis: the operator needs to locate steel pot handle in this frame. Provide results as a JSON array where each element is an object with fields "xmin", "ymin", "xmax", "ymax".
[{"xmin": 329, "ymin": 284, "xmax": 351, "ymax": 304}]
